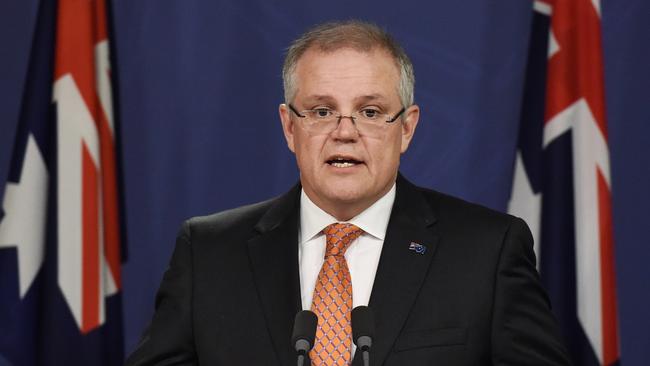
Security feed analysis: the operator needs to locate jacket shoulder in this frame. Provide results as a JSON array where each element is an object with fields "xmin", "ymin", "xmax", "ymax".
[
  {"xmin": 177, "ymin": 194, "xmax": 284, "ymax": 245},
  {"xmin": 177, "ymin": 181, "xmax": 300, "ymax": 241},
  {"xmin": 414, "ymin": 184, "xmax": 523, "ymax": 234},
  {"xmin": 193, "ymin": 198, "xmax": 274, "ymax": 229}
]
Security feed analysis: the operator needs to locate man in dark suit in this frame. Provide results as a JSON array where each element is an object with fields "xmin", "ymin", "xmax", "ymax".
[{"xmin": 126, "ymin": 20, "xmax": 571, "ymax": 365}]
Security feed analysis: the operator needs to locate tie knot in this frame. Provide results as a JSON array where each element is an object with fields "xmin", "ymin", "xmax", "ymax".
[{"xmin": 323, "ymin": 223, "xmax": 363, "ymax": 257}]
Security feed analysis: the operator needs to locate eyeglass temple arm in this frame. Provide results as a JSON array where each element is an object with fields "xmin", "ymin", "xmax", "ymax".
[
  {"xmin": 387, "ymin": 107, "xmax": 406, "ymax": 123},
  {"xmin": 288, "ymin": 104, "xmax": 306, "ymax": 118}
]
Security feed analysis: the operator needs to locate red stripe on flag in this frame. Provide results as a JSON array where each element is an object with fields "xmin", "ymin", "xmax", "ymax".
[
  {"xmin": 94, "ymin": 0, "xmax": 108, "ymax": 43},
  {"xmin": 544, "ymin": 0, "xmax": 608, "ymax": 140},
  {"xmin": 81, "ymin": 143, "xmax": 100, "ymax": 334},
  {"xmin": 597, "ymin": 169, "xmax": 619, "ymax": 365},
  {"xmin": 55, "ymin": 0, "xmax": 98, "ymax": 120}
]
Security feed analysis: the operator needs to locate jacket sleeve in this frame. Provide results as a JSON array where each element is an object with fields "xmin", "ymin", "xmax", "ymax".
[
  {"xmin": 125, "ymin": 221, "xmax": 197, "ymax": 366},
  {"xmin": 491, "ymin": 217, "xmax": 572, "ymax": 365}
]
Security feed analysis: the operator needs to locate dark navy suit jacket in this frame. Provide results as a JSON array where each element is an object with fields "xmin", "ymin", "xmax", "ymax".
[{"xmin": 126, "ymin": 175, "xmax": 571, "ymax": 365}]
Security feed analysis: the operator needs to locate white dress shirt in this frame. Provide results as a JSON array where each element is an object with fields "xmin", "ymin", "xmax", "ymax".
[{"xmin": 298, "ymin": 183, "xmax": 396, "ymax": 311}]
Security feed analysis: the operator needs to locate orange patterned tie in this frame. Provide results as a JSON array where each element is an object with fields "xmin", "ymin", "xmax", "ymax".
[{"xmin": 310, "ymin": 223, "xmax": 363, "ymax": 366}]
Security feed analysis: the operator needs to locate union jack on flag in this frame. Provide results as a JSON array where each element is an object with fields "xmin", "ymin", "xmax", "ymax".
[
  {"xmin": 0, "ymin": 0, "xmax": 124, "ymax": 364},
  {"xmin": 509, "ymin": 0, "xmax": 619, "ymax": 365}
]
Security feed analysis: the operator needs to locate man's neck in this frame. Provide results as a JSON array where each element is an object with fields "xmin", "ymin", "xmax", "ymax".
[{"xmin": 299, "ymin": 183, "xmax": 396, "ymax": 244}]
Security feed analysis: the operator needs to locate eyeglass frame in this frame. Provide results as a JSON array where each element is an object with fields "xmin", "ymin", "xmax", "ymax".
[{"xmin": 288, "ymin": 104, "xmax": 407, "ymax": 127}]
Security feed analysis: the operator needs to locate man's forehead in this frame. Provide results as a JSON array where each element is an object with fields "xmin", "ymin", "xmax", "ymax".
[
  {"xmin": 300, "ymin": 94, "xmax": 391, "ymax": 105},
  {"xmin": 293, "ymin": 47, "xmax": 400, "ymax": 103}
]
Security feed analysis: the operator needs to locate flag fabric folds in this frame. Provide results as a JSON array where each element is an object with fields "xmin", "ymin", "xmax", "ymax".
[
  {"xmin": 509, "ymin": 0, "xmax": 620, "ymax": 365},
  {"xmin": 0, "ymin": 0, "xmax": 124, "ymax": 364}
]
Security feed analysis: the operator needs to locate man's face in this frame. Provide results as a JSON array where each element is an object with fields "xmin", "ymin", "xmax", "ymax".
[{"xmin": 279, "ymin": 47, "xmax": 419, "ymax": 220}]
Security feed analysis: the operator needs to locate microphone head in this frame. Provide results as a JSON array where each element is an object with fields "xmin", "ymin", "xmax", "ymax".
[
  {"xmin": 352, "ymin": 306, "xmax": 375, "ymax": 347},
  {"xmin": 291, "ymin": 310, "xmax": 318, "ymax": 352}
]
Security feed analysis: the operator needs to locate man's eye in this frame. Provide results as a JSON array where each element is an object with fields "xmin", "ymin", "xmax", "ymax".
[
  {"xmin": 313, "ymin": 109, "xmax": 332, "ymax": 118},
  {"xmin": 360, "ymin": 109, "xmax": 379, "ymax": 119}
]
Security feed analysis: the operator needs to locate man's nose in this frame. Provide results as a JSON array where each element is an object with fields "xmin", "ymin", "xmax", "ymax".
[{"xmin": 331, "ymin": 115, "xmax": 359, "ymax": 140}]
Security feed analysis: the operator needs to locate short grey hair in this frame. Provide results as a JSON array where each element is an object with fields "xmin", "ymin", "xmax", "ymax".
[{"xmin": 282, "ymin": 20, "xmax": 415, "ymax": 107}]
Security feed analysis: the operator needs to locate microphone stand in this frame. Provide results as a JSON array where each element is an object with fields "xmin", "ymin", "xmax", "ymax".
[{"xmin": 296, "ymin": 353, "xmax": 307, "ymax": 366}]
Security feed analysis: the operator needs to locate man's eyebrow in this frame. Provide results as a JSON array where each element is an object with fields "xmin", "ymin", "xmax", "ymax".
[{"xmin": 300, "ymin": 94, "xmax": 389, "ymax": 106}]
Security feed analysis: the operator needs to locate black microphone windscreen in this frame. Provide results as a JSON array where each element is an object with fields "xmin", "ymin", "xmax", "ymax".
[
  {"xmin": 291, "ymin": 310, "xmax": 318, "ymax": 349},
  {"xmin": 352, "ymin": 306, "xmax": 375, "ymax": 342}
]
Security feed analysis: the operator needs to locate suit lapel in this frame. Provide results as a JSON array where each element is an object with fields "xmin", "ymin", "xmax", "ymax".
[
  {"xmin": 353, "ymin": 176, "xmax": 439, "ymax": 366},
  {"xmin": 247, "ymin": 185, "xmax": 302, "ymax": 366}
]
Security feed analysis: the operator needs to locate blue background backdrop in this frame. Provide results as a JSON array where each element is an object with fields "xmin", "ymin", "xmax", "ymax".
[{"xmin": 1, "ymin": 0, "xmax": 648, "ymax": 363}]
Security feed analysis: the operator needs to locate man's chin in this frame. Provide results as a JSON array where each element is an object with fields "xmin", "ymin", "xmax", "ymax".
[{"xmin": 321, "ymin": 184, "xmax": 371, "ymax": 207}]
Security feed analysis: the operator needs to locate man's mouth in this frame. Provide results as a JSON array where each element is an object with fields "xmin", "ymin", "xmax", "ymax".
[{"xmin": 326, "ymin": 156, "xmax": 363, "ymax": 168}]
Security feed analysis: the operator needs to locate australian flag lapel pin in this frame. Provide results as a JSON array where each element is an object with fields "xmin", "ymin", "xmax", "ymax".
[{"xmin": 408, "ymin": 241, "xmax": 427, "ymax": 255}]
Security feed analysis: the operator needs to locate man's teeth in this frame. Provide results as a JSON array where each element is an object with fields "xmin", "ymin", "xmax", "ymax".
[{"xmin": 331, "ymin": 161, "xmax": 357, "ymax": 168}]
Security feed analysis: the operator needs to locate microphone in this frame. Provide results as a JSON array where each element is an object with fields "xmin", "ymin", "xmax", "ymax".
[
  {"xmin": 352, "ymin": 306, "xmax": 374, "ymax": 366},
  {"xmin": 291, "ymin": 310, "xmax": 318, "ymax": 366}
]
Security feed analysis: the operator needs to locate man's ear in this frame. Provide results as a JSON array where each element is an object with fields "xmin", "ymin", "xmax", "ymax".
[
  {"xmin": 400, "ymin": 104, "xmax": 420, "ymax": 153},
  {"xmin": 279, "ymin": 104, "xmax": 296, "ymax": 153}
]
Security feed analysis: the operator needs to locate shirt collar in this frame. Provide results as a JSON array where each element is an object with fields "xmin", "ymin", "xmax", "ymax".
[{"xmin": 299, "ymin": 183, "xmax": 396, "ymax": 244}]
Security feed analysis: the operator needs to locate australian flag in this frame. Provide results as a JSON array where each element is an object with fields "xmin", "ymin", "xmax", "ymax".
[
  {"xmin": 508, "ymin": 0, "xmax": 620, "ymax": 365},
  {"xmin": 0, "ymin": 0, "xmax": 125, "ymax": 365}
]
